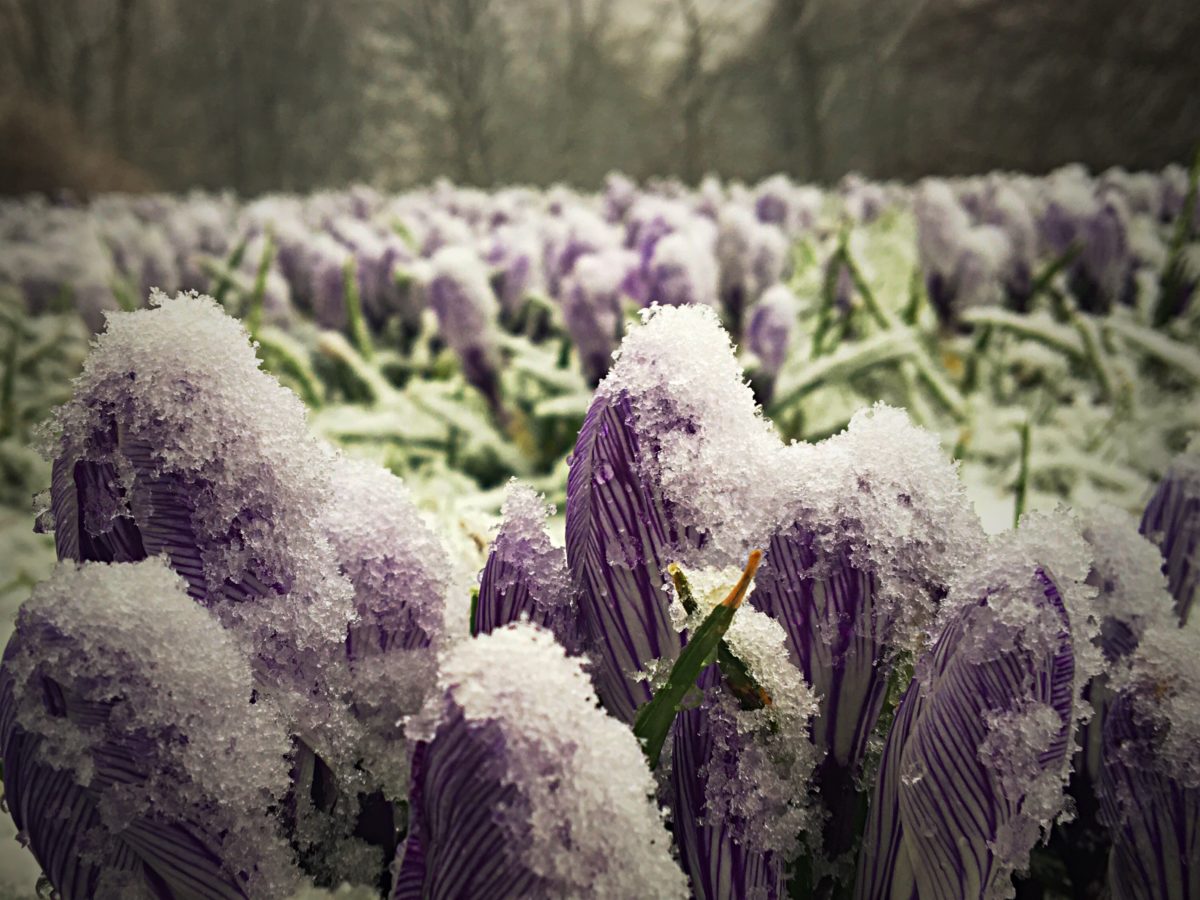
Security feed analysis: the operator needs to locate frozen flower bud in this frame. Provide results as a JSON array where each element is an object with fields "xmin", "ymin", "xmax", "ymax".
[
  {"xmin": 753, "ymin": 175, "xmax": 821, "ymax": 234},
  {"xmin": 320, "ymin": 454, "xmax": 451, "ymax": 800},
  {"xmin": 856, "ymin": 518, "xmax": 1095, "ymax": 900},
  {"xmin": 329, "ymin": 217, "xmax": 416, "ymax": 330},
  {"xmin": 0, "ymin": 559, "xmax": 299, "ymax": 900},
  {"xmin": 475, "ymin": 480, "xmax": 579, "ymax": 651},
  {"xmin": 668, "ymin": 572, "xmax": 821, "ymax": 899},
  {"xmin": 302, "ymin": 233, "xmax": 355, "ymax": 330},
  {"xmin": 484, "ymin": 223, "xmax": 545, "ymax": 321},
  {"xmin": 746, "ymin": 283, "xmax": 798, "ymax": 381},
  {"xmin": 561, "ymin": 248, "xmax": 635, "ymax": 386},
  {"xmin": 655, "ymin": 229, "xmax": 719, "ymax": 310},
  {"xmin": 425, "ymin": 245, "xmax": 504, "ymax": 412},
  {"xmin": 393, "ymin": 623, "xmax": 688, "ymax": 900},
  {"xmin": 752, "ymin": 406, "xmax": 985, "ymax": 864},
  {"xmin": 716, "ymin": 204, "xmax": 788, "ymax": 334},
  {"xmin": 1140, "ymin": 443, "xmax": 1200, "ymax": 625},
  {"xmin": 42, "ymin": 291, "xmax": 360, "ymax": 773},
  {"xmin": 1099, "ymin": 616, "xmax": 1200, "ymax": 900},
  {"xmin": 565, "ymin": 305, "xmax": 778, "ymax": 722}
]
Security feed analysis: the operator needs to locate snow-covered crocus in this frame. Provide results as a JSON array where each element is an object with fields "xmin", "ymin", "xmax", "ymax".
[
  {"xmin": 749, "ymin": 407, "xmax": 985, "ymax": 871},
  {"xmin": 1039, "ymin": 174, "xmax": 1133, "ymax": 312},
  {"xmin": 0, "ymin": 559, "xmax": 300, "ymax": 900},
  {"xmin": 392, "ymin": 623, "xmax": 688, "ymax": 900},
  {"xmin": 320, "ymin": 454, "xmax": 450, "ymax": 802},
  {"xmin": 745, "ymin": 283, "xmax": 799, "ymax": 405},
  {"xmin": 41, "ymin": 291, "xmax": 362, "ymax": 781},
  {"xmin": 474, "ymin": 480, "xmax": 579, "ymax": 651},
  {"xmin": 666, "ymin": 570, "xmax": 822, "ymax": 899},
  {"xmin": 1099, "ymin": 616, "xmax": 1200, "ymax": 900},
  {"xmin": 715, "ymin": 205, "xmax": 789, "ymax": 335},
  {"xmin": 560, "ymin": 248, "xmax": 636, "ymax": 386},
  {"xmin": 914, "ymin": 180, "xmax": 1009, "ymax": 324},
  {"xmin": 1140, "ymin": 443, "xmax": 1200, "ymax": 625},
  {"xmin": 856, "ymin": 516, "xmax": 1097, "ymax": 900},
  {"xmin": 425, "ymin": 245, "xmax": 505, "ymax": 415}
]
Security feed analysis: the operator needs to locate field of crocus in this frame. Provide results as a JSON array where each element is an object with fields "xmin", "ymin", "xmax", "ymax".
[{"xmin": 0, "ymin": 163, "xmax": 1197, "ymax": 899}]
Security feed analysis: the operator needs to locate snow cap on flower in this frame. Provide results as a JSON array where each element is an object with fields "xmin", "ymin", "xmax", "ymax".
[
  {"xmin": 716, "ymin": 204, "xmax": 788, "ymax": 329},
  {"xmin": 746, "ymin": 282, "xmax": 798, "ymax": 381},
  {"xmin": 43, "ymin": 291, "xmax": 359, "ymax": 767},
  {"xmin": 0, "ymin": 559, "xmax": 299, "ymax": 900},
  {"xmin": 393, "ymin": 623, "xmax": 688, "ymax": 900},
  {"xmin": 475, "ymin": 480, "xmax": 578, "ymax": 651},
  {"xmin": 321, "ymin": 454, "xmax": 451, "ymax": 798},
  {"xmin": 560, "ymin": 247, "xmax": 635, "ymax": 386}
]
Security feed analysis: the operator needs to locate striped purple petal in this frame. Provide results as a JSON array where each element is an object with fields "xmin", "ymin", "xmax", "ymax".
[
  {"xmin": 1098, "ymin": 618, "xmax": 1200, "ymax": 900},
  {"xmin": 392, "ymin": 624, "xmax": 688, "ymax": 900},
  {"xmin": 856, "ymin": 569, "xmax": 1076, "ymax": 900},
  {"xmin": 0, "ymin": 559, "xmax": 298, "ymax": 900},
  {"xmin": 475, "ymin": 481, "xmax": 579, "ymax": 651},
  {"xmin": 1141, "ymin": 448, "xmax": 1200, "ymax": 625},
  {"xmin": 565, "ymin": 391, "xmax": 696, "ymax": 723},
  {"xmin": 1100, "ymin": 693, "xmax": 1200, "ymax": 900},
  {"xmin": 668, "ymin": 666, "xmax": 786, "ymax": 900}
]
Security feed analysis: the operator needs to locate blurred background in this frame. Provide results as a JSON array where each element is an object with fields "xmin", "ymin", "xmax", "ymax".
[{"xmin": 3, "ymin": 0, "xmax": 1200, "ymax": 195}]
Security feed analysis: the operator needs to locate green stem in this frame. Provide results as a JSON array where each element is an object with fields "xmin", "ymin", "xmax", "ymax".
[
  {"xmin": 246, "ymin": 231, "xmax": 275, "ymax": 337},
  {"xmin": 1155, "ymin": 145, "xmax": 1200, "ymax": 326},
  {"xmin": 343, "ymin": 258, "xmax": 375, "ymax": 362},
  {"xmin": 1014, "ymin": 419, "xmax": 1031, "ymax": 528}
]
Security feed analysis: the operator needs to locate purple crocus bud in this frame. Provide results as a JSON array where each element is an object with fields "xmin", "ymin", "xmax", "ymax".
[
  {"xmin": 716, "ymin": 205, "xmax": 788, "ymax": 334},
  {"xmin": 542, "ymin": 206, "xmax": 620, "ymax": 296},
  {"xmin": 392, "ymin": 623, "xmax": 688, "ymax": 900},
  {"xmin": 641, "ymin": 230, "xmax": 720, "ymax": 309},
  {"xmin": 744, "ymin": 283, "xmax": 798, "ymax": 406},
  {"xmin": 485, "ymin": 223, "xmax": 545, "ymax": 321},
  {"xmin": 301, "ymin": 233, "xmax": 354, "ymax": 330},
  {"xmin": 330, "ymin": 216, "xmax": 416, "ymax": 330},
  {"xmin": 560, "ymin": 248, "xmax": 635, "ymax": 386},
  {"xmin": 42, "ymin": 291, "xmax": 360, "ymax": 771},
  {"xmin": 602, "ymin": 171, "xmax": 638, "ymax": 223},
  {"xmin": 565, "ymin": 304, "xmax": 777, "ymax": 723},
  {"xmin": 1141, "ymin": 443, "xmax": 1200, "ymax": 625},
  {"xmin": 667, "ymin": 575, "xmax": 821, "ymax": 899},
  {"xmin": 425, "ymin": 245, "xmax": 504, "ymax": 413},
  {"xmin": 475, "ymin": 481, "xmax": 579, "ymax": 651},
  {"xmin": 841, "ymin": 173, "xmax": 887, "ymax": 224},
  {"xmin": 979, "ymin": 184, "xmax": 1037, "ymax": 306},
  {"xmin": 751, "ymin": 406, "xmax": 985, "ymax": 866},
  {"xmin": 321, "ymin": 454, "xmax": 450, "ymax": 800},
  {"xmin": 1099, "ymin": 616, "xmax": 1200, "ymax": 900},
  {"xmin": 0, "ymin": 559, "xmax": 300, "ymax": 900},
  {"xmin": 856, "ymin": 520, "xmax": 1094, "ymax": 900}
]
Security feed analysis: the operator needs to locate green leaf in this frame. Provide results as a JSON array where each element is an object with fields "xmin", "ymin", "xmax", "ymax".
[{"xmin": 633, "ymin": 550, "xmax": 762, "ymax": 769}]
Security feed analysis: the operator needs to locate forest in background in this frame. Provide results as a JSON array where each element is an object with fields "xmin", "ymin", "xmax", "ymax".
[{"xmin": 2, "ymin": 0, "xmax": 1199, "ymax": 194}]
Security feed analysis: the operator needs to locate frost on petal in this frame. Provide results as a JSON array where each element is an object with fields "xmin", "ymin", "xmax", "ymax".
[
  {"xmin": 1140, "ymin": 445, "xmax": 1200, "ymax": 625},
  {"xmin": 41, "ymin": 291, "xmax": 362, "ymax": 802},
  {"xmin": 476, "ymin": 480, "xmax": 578, "ymax": 651},
  {"xmin": 856, "ymin": 523, "xmax": 1087, "ymax": 900},
  {"xmin": 393, "ymin": 624, "xmax": 687, "ymax": 900},
  {"xmin": 321, "ymin": 454, "xmax": 450, "ymax": 803},
  {"xmin": 0, "ymin": 559, "xmax": 299, "ymax": 900},
  {"xmin": 1099, "ymin": 617, "xmax": 1200, "ymax": 900}
]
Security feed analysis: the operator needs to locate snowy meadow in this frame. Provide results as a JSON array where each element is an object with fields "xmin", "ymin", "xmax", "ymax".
[{"xmin": 0, "ymin": 164, "xmax": 1198, "ymax": 899}]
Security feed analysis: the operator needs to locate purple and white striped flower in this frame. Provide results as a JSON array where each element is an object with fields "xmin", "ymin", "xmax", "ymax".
[
  {"xmin": 856, "ymin": 518, "xmax": 1096, "ymax": 900},
  {"xmin": 474, "ymin": 480, "xmax": 579, "ymax": 651},
  {"xmin": 392, "ymin": 623, "xmax": 688, "ymax": 900},
  {"xmin": 1099, "ymin": 616, "xmax": 1200, "ymax": 900},
  {"xmin": 1140, "ymin": 443, "xmax": 1200, "ymax": 625},
  {"xmin": 0, "ymin": 559, "xmax": 300, "ymax": 900}
]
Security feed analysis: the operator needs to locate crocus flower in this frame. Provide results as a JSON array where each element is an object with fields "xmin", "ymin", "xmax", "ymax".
[
  {"xmin": 744, "ymin": 283, "xmax": 799, "ymax": 405},
  {"xmin": 425, "ymin": 245, "xmax": 505, "ymax": 414},
  {"xmin": 715, "ymin": 205, "xmax": 788, "ymax": 336},
  {"xmin": 1140, "ymin": 443, "xmax": 1200, "ymax": 625},
  {"xmin": 392, "ymin": 623, "xmax": 688, "ymax": 899},
  {"xmin": 856, "ymin": 516, "xmax": 1095, "ymax": 900},
  {"xmin": 474, "ymin": 480, "xmax": 579, "ymax": 651},
  {"xmin": 0, "ymin": 558, "xmax": 299, "ymax": 900},
  {"xmin": 1099, "ymin": 616, "xmax": 1200, "ymax": 900},
  {"xmin": 560, "ymin": 248, "xmax": 636, "ymax": 386},
  {"xmin": 37, "ymin": 290, "xmax": 400, "ymax": 880}
]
